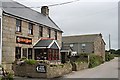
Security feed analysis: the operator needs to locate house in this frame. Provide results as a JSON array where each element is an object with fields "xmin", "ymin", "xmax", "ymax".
[
  {"xmin": 62, "ymin": 33, "xmax": 106, "ymax": 60},
  {"xmin": 0, "ymin": 0, "xmax": 63, "ymax": 72}
]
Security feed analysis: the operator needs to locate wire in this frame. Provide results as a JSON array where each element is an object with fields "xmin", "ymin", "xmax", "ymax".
[
  {"xmin": 48, "ymin": 0, "xmax": 80, "ymax": 7},
  {"xmin": 1, "ymin": 0, "xmax": 80, "ymax": 8}
]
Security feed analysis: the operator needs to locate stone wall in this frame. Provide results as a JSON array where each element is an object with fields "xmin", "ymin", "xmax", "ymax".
[
  {"xmin": 72, "ymin": 62, "xmax": 88, "ymax": 71},
  {"xmin": 75, "ymin": 62, "xmax": 88, "ymax": 71},
  {"xmin": 94, "ymin": 36, "xmax": 105, "ymax": 60},
  {"xmin": 2, "ymin": 15, "xmax": 16, "ymax": 72},
  {"xmin": 47, "ymin": 63, "xmax": 72, "ymax": 78},
  {"xmin": 13, "ymin": 62, "xmax": 72, "ymax": 78}
]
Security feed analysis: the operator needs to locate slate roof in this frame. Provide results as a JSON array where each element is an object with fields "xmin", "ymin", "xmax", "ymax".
[
  {"xmin": 0, "ymin": 0, "xmax": 62, "ymax": 31},
  {"xmin": 34, "ymin": 39, "xmax": 59, "ymax": 49},
  {"xmin": 62, "ymin": 34, "xmax": 104, "ymax": 43},
  {"xmin": 34, "ymin": 39, "xmax": 53, "ymax": 48}
]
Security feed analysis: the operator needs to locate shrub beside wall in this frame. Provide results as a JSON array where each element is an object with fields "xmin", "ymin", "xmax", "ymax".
[
  {"xmin": 89, "ymin": 54, "xmax": 103, "ymax": 68},
  {"xmin": 105, "ymin": 53, "xmax": 114, "ymax": 61}
]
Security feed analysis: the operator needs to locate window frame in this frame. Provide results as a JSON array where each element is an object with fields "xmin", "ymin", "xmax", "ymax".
[
  {"xmin": 15, "ymin": 47, "xmax": 21, "ymax": 59},
  {"xmin": 28, "ymin": 48, "xmax": 33, "ymax": 59},
  {"xmin": 55, "ymin": 30, "xmax": 57, "ymax": 40},
  {"xmin": 48, "ymin": 28, "xmax": 51, "ymax": 38},
  {"xmin": 22, "ymin": 48, "xmax": 27, "ymax": 58},
  {"xmin": 16, "ymin": 19, "xmax": 22, "ymax": 32},
  {"xmin": 39, "ymin": 26, "xmax": 43, "ymax": 37},
  {"xmin": 28, "ymin": 23, "xmax": 33, "ymax": 35}
]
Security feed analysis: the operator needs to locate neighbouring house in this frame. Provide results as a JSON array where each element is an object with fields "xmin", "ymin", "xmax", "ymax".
[
  {"xmin": 0, "ymin": 0, "xmax": 63, "ymax": 72},
  {"xmin": 62, "ymin": 33, "xmax": 106, "ymax": 60}
]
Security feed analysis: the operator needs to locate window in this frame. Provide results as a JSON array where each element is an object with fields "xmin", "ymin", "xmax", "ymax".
[
  {"xmin": 39, "ymin": 26, "xmax": 43, "ymax": 37},
  {"xmin": 22, "ymin": 48, "xmax": 27, "ymax": 58},
  {"xmin": 55, "ymin": 30, "xmax": 57, "ymax": 40},
  {"xmin": 48, "ymin": 28, "xmax": 51, "ymax": 38},
  {"xmin": 81, "ymin": 44, "xmax": 86, "ymax": 52},
  {"xmin": 82, "ymin": 44, "xmax": 86, "ymax": 47},
  {"xmin": 16, "ymin": 19, "xmax": 21, "ymax": 32},
  {"xmin": 70, "ymin": 44, "xmax": 73, "ymax": 47},
  {"xmin": 15, "ymin": 47, "xmax": 21, "ymax": 59},
  {"xmin": 28, "ymin": 23, "xmax": 33, "ymax": 35},
  {"xmin": 28, "ymin": 48, "xmax": 32, "ymax": 59}
]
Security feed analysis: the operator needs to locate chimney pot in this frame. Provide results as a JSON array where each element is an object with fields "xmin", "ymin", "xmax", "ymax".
[{"xmin": 41, "ymin": 6, "xmax": 49, "ymax": 16}]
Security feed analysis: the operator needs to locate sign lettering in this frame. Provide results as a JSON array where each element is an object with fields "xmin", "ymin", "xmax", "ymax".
[
  {"xmin": 36, "ymin": 65, "xmax": 46, "ymax": 73},
  {"xmin": 16, "ymin": 36, "xmax": 32, "ymax": 44}
]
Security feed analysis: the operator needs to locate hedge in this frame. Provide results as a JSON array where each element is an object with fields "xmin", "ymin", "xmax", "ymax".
[
  {"xmin": 89, "ymin": 54, "xmax": 103, "ymax": 68},
  {"xmin": 105, "ymin": 53, "xmax": 114, "ymax": 61},
  {"xmin": 25, "ymin": 59, "xmax": 37, "ymax": 65}
]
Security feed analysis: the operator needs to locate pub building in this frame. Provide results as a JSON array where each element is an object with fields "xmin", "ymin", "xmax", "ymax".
[{"xmin": 0, "ymin": 0, "xmax": 62, "ymax": 72}]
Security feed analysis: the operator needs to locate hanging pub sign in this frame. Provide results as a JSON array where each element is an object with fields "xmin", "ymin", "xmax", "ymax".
[
  {"xmin": 16, "ymin": 36, "xmax": 32, "ymax": 44},
  {"xmin": 36, "ymin": 65, "xmax": 46, "ymax": 73}
]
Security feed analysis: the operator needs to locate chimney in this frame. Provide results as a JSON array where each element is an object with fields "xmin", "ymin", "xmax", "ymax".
[
  {"xmin": 99, "ymin": 33, "xmax": 102, "ymax": 37},
  {"xmin": 41, "ymin": 6, "xmax": 49, "ymax": 16}
]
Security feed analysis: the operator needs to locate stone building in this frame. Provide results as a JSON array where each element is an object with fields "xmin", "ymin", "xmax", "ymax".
[
  {"xmin": 62, "ymin": 34, "xmax": 106, "ymax": 60},
  {"xmin": 0, "ymin": 0, "xmax": 62, "ymax": 72}
]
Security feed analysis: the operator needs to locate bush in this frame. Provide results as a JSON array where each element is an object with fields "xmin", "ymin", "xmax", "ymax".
[
  {"xmin": 89, "ymin": 54, "xmax": 103, "ymax": 68},
  {"xmin": 1, "ymin": 72, "xmax": 13, "ymax": 80},
  {"xmin": 20, "ymin": 57, "xmax": 27, "ymax": 61},
  {"xmin": 25, "ymin": 59, "xmax": 37, "ymax": 65},
  {"xmin": 105, "ymin": 53, "xmax": 114, "ymax": 61}
]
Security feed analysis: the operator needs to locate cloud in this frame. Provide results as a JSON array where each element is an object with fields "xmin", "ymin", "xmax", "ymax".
[{"xmin": 13, "ymin": 0, "xmax": 118, "ymax": 49}]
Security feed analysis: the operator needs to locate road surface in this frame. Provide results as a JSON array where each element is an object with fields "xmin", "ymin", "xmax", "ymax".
[{"xmin": 63, "ymin": 57, "xmax": 119, "ymax": 78}]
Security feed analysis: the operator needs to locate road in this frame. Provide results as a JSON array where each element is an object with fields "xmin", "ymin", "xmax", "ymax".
[{"xmin": 63, "ymin": 57, "xmax": 119, "ymax": 78}]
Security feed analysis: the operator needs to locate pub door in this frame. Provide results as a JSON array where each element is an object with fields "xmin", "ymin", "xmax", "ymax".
[{"xmin": 61, "ymin": 52, "xmax": 66, "ymax": 63}]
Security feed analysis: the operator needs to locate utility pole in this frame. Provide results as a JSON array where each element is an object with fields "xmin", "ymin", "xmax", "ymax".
[{"xmin": 109, "ymin": 34, "xmax": 111, "ymax": 54}]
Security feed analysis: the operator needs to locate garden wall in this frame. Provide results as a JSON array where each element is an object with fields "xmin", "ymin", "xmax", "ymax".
[
  {"xmin": 72, "ymin": 62, "xmax": 88, "ymax": 71},
  {"xmin": 12, "ymin": 61, "xmax": 72, "ymax": 78}
]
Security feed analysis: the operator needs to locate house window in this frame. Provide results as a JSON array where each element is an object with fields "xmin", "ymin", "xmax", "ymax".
[
  {"xmin": 82, "ymin": 44, "xmax": 86, "ymax": 47},
  {"xmin": 70, "ymin": 44, "xmax": 73, "ymax": 47},
  {"xmin": 28, "ymin": 48, "xmax": 32, "ymax": 59},
  {"xmin": 16, "ymin": 19, "xmax": 21, "ymax": 32},
  {"xmin": 15, "ymin": 47, "xmax": 21, "ymax": 59},
  {"xmin": 39, "ymin": 26, "xmax": 43, "ymax": 37},
  {"xmin": 55, "ymin": 30, "xmax": 57, "ymax": 40},
  {"xmin": 22, "ymin": 48, "xmax": 27, "ymax": 58},
  {"xmin": 28, "ymin": 23, "xmax": 33, "ymax": 35},
  {"xmin": 81, "ymin": 44, "xmax": 86, "ymax": 52},
  {"xmin": 48, "ymin": 28, "xmax": 51, "ymax": 38}
]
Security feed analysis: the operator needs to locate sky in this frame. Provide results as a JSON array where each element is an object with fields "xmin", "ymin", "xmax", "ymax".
[{"xmin": 12, "ymin": 0, "xmax": 119, "ymax": 50}]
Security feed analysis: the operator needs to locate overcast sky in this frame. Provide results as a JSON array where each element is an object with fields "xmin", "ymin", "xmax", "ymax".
[{"xmin": 13, "ymin": 0, "xmax": 119, "ymax": 50}]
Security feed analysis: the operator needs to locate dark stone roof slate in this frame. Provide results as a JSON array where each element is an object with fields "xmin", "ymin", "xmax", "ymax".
[
  {"xmin": 34, "ymin": 40, "xmax": 53, "ymax": 47},
  {"xmin": 0, "ymin": 0, "xmax": 62, "ymax": 31},
  {"xmin": 34, "ymin": 39, "xmax": 59, "ymax": 49},
  {"xmin": 50, "ymin": 42, "xmax": 59, "ymax": 49},
  {"xmin": 62, "ymin": 34, "xmax": 102, "ymax": 43}
]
